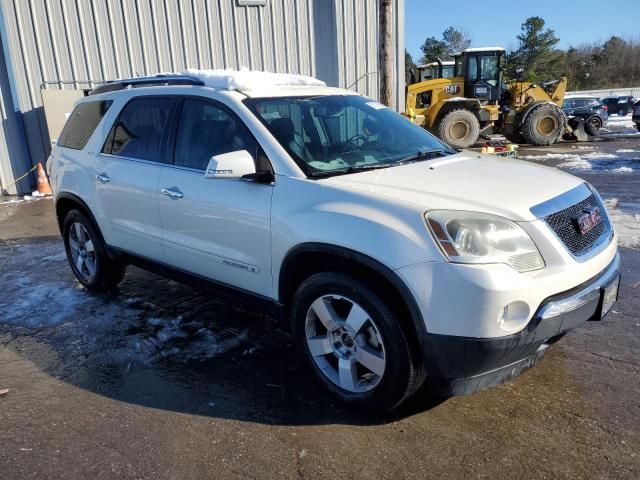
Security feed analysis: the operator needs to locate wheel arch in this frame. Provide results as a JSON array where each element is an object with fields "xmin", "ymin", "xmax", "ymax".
[
  {"xmin": 278, "ymin": 242, "xmax": 428, "ymax": 347},
  {"xmin": 514, "ymin": 101, "xmax": 562, "ymax": 131},
  {"xmin": 55, "ymin": 192, "xmax": 105, "ymax": 243},
  {"xmin": 429, "ymin": 98, "xmax": 483, "ymax": 130}
]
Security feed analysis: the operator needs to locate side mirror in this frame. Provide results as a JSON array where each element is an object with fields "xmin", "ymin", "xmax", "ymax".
[{"xmin": 205, "ymin": 150, "xmax": 256, "ymax": 179}]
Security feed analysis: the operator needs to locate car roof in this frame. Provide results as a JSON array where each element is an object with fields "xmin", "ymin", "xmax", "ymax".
[{"xmin": 87, "ymin": 70, "xmax": 357, "ymax": 99}]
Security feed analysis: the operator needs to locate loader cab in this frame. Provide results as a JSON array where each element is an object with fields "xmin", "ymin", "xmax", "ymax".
[
  {"xmin": 454, "ymin": 47, "xmax": 504, "ymax": 104},
  {"xmin": 417, "ymin": 61, "xmax": 455, "ymax": 81}
]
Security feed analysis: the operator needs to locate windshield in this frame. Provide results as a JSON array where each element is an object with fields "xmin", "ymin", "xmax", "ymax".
[{"xmin": 244, "ymin": 95, "xmax": 451, "ymax": 177}]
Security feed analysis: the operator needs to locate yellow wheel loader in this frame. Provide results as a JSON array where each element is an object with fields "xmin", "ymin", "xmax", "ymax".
[
  {"xmin": 414, "ymin": 60, "xmax": 455, "ymax": 81},
  {"xmin": 406, "ymin": 47, "xmax": 580, "ymax": 149}
]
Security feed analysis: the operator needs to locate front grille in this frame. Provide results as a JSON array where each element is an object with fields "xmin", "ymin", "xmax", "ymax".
[{"xmin": 544, "ymin": 193, "xmax": 611, "ymax": 256}]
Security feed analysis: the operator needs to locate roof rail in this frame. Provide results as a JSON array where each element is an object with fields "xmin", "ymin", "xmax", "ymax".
[{"xmin": 88, "ymin": 74, "xmax": 204, "ymax": 96}]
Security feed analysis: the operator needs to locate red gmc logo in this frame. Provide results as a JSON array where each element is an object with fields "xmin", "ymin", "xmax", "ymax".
[{"xmin": 574, "ymin": 206, "xmax": 601, "ymax": 235}]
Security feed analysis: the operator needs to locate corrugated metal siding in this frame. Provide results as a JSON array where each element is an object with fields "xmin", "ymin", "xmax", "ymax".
[
  {"xmin": 567, "ymin": 87, "xmax": 640, "ymax": 99},
  {"xmin": 0, "ymin": 0, "xmax": 404, "ymax": 193}
]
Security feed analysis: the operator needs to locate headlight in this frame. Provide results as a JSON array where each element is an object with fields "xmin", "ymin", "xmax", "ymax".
[{"xmin": 425, "ymin": 210, "xmax": 545, "ymax": 272}]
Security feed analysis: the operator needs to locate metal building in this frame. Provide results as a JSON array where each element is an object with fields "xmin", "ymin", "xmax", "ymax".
[{"xmin": 0, "ymin": 0, "xmax": 405, "ymax": 195}]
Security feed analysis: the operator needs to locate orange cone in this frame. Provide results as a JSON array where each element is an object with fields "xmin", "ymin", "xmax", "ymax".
[{"xmin": 36, "ymin": 162, "xmax": 52, "ymax": 196}]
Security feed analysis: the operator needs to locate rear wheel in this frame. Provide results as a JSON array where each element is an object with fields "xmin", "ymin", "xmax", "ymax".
[
  {"xmin": 63, "ymin": 209, "xmax": 126, "ymax": 291},
  {"xmin": 520, "ymin": 104, "xmax": 565, "ymax": 146},
  {"xmin": 291, "ymin": 272, "xmax": 425, "ymax": 411},
  {"xmin": 435, "ymin": 109, "xmax": 480, "ymax": 149},
  {"xmin": 618, "ymin": 108, "xmax": 626, "ymax": 116}
]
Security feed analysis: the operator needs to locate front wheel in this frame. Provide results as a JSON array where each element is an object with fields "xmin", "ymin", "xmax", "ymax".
[
  {"xmin": 63, "ymin": 209, "xmax": 126, "ymax": 291},
  {"xmin": 291, "ymin": 272, "xmax": 425, "ymax": 411},
  {"xmin": 435, "ymin": 109, "xmax": 480, "ymax": 149},
  {"xmin": 520, "ymin": 104, "xmax": 566, "ymax": 146}
]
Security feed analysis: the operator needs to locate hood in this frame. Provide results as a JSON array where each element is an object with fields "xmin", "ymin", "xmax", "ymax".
[{"xmin": 322, "ymin": 152, "xmax": 583, "ymax": 222}]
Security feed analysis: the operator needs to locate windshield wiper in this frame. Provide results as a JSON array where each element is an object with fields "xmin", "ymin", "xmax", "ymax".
[
  {"xmin": 309, "ymin": 163, "xmax": 390, "ymax": 178},
  {"xmin": 393, "ymin": 149, "xmax": 453, "ymax": 165},
  {"xmin": 308, "ymin": 149, "xmax": 454, "ymax": 178}
]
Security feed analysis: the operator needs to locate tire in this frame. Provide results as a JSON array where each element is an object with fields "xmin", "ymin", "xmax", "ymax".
[
  {"xmin": 62, "ymin": 209, "xmax": 126, "ymax": 291},
  {"xmin": 618, "ymin": 108, "xmax": 626, "ymax": 117},
  {"xmin": 435, "ymin": 109, "xmax": 480, "ymax": 149},
  {"xmin": 585, "ymin": 116, "xmax": 602, "ymax": 136},
  {"xmin": 520, "ymin": 104, "xmax": 565, "ymax": 146},
  {"xmin": 291, "ymin": 272, "xmax": 425, "ymax": 411}
]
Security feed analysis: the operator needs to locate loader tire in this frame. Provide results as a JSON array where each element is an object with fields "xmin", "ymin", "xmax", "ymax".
[
  {"xmin": 520, "ymin": 104, "xmax": 565, "ymax": 146},
  {"xmin": 436, "ymin": 109, "xmax": 480, "ymax": 149}
]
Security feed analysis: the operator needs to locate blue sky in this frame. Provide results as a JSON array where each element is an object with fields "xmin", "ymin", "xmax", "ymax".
[{"xmin": 405, "ymin": 0, "xmax": 639, "ymax": 61}]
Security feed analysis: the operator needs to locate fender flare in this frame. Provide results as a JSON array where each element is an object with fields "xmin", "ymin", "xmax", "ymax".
[
  {"xmin": 54, "ymin": 192, "xmax": 104, "ymax": 242},
  {"xmin": 514, "ymin": 101, "xmax": 563, "ymax": 132},
  {"xmin": 279, "ymin": 242, "xmax": 428, "ymax": 346},
  {"xmin": 429, "ymin": 98, "xmax": 483, "ymax": 130}
]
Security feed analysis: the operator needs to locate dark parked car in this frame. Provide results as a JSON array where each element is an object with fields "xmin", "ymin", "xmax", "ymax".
[
  {"xmin": 633, "ymin": 99, "xmax": 640, "ymax": 131},
  {"xmin": 602, "ymin": 95, "xmax": 636, "ymax": 116},
  {"xmin": 562, "ymin": 96, "xmax": 609, "ymax": 132}
]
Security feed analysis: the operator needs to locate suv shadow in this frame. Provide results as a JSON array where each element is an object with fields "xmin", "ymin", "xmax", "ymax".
[{"xmin": 0, "ymin": 236, "xmax": 447, "ymax": 426}]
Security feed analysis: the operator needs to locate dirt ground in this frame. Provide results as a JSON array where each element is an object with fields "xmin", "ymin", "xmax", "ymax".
[{"xmin": 1, "ymin": 136, "xmax": 639, "ymax": 480}]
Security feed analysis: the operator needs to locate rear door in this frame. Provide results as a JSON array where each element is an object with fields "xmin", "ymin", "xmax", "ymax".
[
  {"xmin": 157, "ymin": 97, "xmax": 274, "ymax": 297},
  {"xmin": 94, "ymin": 96, "xmax": 176, "ymax": 260}
]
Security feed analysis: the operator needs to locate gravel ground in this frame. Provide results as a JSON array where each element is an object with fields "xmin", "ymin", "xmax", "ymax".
[{"xmin": 0, "ymin": 135, "xmax": 639, "ymax": 480}]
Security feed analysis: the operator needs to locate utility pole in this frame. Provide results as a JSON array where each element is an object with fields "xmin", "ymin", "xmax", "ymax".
[{"xmin": 379, "ymin": 0, "xmax": 393, "ymax": 107}]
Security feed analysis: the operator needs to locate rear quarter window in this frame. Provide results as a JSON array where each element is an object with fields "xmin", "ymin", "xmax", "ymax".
[
  {"xmin": 58, "ymin": 100, "xmax": 112, "ymax": 150},
  {"xmin": 102, "ymin": 97, "xmax": 174, "ymax": 162}
]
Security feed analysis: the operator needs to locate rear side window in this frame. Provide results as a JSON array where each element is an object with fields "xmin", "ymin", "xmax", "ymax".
[
  {"xmin": 173, "ymin": 99, "xmax": 258, "ymax": 170},
  {"xmin": 103, "ymin": 97, "xmax": 174, "ymax": 162},
  {"xmin": 58, "ymin": 100, "xmax": 112, "ymax": 150}
]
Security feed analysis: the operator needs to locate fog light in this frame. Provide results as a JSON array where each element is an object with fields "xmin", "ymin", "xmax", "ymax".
[{"xmin": 497, "ymin": 301, "xmax": 530, "ymax": 332}]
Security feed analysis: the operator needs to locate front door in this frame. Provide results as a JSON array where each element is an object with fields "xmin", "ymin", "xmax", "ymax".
[
  {"xmin": 94, "ymin": 96, "xmax": 175, "ymax": 261},
  {"xmin": 158, "ymin": 98, "xmax": 274, "ymax": 297}
]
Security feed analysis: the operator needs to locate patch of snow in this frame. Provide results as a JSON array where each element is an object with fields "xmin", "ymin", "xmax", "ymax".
[
  {"xmin": 522, "ymin": 150, "xmax": 639, "ymax": 173},
  {"xmin": 182, "ymin": 67, "xmax": 326, "ymax": 91},
  {"xmin": 616, "ymin": 149, "xmax": 636, "ymax": 153},
  {"xmin": 0, "ymin": 242, "xmax": 250, "ymax": 365},
  {"xmin": 519, "ymin": 153, "xmax": 578, "ymax": 160},
  {"xmin": 605, "ymin": 198, "xmax": 640, "ymax": 249},
  {"xmin": 581, "ymin": 153, "xmax": 619, "ymax": 159},
  {"xmin": 0, "ymin": 195, "xmax": 51, "ymax": 206}
]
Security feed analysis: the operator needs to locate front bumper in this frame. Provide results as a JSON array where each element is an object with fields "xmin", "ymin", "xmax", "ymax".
[{"xmin": 423, "ymin": 253, "xmax": 620, "ymax": 396}]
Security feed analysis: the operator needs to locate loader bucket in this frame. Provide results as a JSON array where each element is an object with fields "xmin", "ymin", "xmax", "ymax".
[{"xmin": 563, "ymin": 117, "xmax": 591, "ymax": 142}]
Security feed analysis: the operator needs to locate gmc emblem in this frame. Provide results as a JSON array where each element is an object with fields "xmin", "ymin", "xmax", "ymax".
[{"xmin": 574, "ymin": 206, "xmax": 601, "ymax": 235}]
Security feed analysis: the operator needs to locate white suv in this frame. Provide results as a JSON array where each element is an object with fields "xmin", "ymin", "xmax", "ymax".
[{"xmin": 49, "ymin": 71, "xmax": 620, "ymax": 410}]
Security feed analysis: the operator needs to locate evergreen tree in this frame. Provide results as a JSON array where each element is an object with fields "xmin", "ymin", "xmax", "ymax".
[
  {"xmin": 420, "ymin": 27, "xmax": 471, "ymax": 63},
  {"xmin": 420, "ymin": 37, "xmax": 447, "ymax": 64},
  {"xmin": 509, "ymin": 17, "xmax": 562, "ymax": 82},
  {"xmin": 405, "ymin": 49, "xmax": 416, "ymax": 84}
]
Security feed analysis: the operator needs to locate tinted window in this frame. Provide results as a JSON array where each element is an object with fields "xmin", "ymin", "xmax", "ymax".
[
  {"xmin": 105, "ymin": 97, "xmax": 173, "ymax": 161},
  {"xmin": 573, "ymin": 99, "xmax": 587, "ymax": 107},
  {"xmin": 58, "ymin": 100, "xmax": 112, "ymax": 150},
  {"xmin": 467, "ymin": 56, "xmax": 478, "ymax": 82},
  {"xmin": 174, "ymin": 99, "xmax": 257, "ymax": 170}
]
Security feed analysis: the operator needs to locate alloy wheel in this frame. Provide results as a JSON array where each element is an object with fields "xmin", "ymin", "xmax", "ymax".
[
  {"xmin": 305, "ymin": 294, "xmax": 386, "ymax": 393},
  {"xmin": 68, "ymin": 222, "xmax": 96, "ymax": 282}
]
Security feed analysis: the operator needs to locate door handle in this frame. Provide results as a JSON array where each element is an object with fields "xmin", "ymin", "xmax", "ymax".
[
  {"xmin": 95, "ymin": 173, "xmax": 110, "ymax": 184},
  {"xmin": 161, "ymin": 187, "xmax": 184, "ymax": 200}
]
